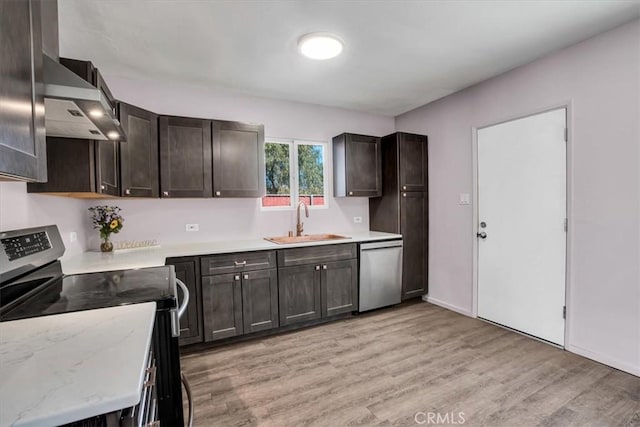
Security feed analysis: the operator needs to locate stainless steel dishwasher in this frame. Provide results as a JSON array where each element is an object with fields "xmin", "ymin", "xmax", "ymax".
[{"xmin": 359, "ymin": 239, "xmax": 403, "ymax": 312}]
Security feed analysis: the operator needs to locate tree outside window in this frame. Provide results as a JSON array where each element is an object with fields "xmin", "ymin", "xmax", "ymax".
[{"xmin": 262, "ymin": 140, "xmax": 327, "ymax": 208}]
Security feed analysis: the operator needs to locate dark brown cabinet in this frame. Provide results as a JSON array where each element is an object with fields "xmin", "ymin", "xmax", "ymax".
[
  {"xmin": 201, "ymin": 251, "xmax": 278, "ymax": 342},
  {"xmin": 118, "ymin": 103, "xmax": 159, "ymax": 198},
  {"xmin": 212, "ymin": 120, "xmax": 265, "ymax": 198},
  {"xmin": 333, "ymin": 133, "xmax": 381, "ymax": 197},
  {"xmin": 0, "ymin": 0, "xmax": 47, "ymax": 182},
  {"xmin": 370, "ymin": 132, "xmax": 428, "ymax": 300},
  {"xmin": 159, "ymin": 116, "xmax": 212, "ymax": 198},
  {"xmin": 278, "ymin": 264, "xmax": 322, "ymax": 326},
  {"xmin": 202, "ymin": 273, "xmax": 244, "ymax": 341},
  {"xmin": 166, "ymin": 257, "xmax": 203, "ymax": 346},
  {"xmin": 27, "ymin": 137, "xmax": 120, "ymax": 197},
  {"xmin": 278, "ymin": 244, "xmax": 358, "ymax": 326}
]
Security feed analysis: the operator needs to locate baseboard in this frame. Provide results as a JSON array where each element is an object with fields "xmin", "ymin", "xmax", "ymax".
[
  {"xmin": 567, "ymin": 344, "xmax": 640, "ymax": 377},
  {"xmin": 423, "ymin": 295, "xmax": 473, "ymax": 317}
]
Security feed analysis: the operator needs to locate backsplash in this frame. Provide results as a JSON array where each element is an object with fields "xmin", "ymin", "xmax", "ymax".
[{"xmin": 84, "ymin": 196, "xmax": 370, "ymax": 251}]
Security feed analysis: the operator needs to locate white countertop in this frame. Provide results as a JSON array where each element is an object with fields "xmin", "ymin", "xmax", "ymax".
[
  {"xmin": 0, "ymin": 303, "xmax": 156, "ymax": 427},
  {"xmin": 62, "ymin": 231, "xmax": 401, "ymax": 275}
]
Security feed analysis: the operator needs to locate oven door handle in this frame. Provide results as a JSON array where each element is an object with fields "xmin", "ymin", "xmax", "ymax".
[{"xmin": 176, "ymin": 278, "xmax": 190, "ymax": 320}]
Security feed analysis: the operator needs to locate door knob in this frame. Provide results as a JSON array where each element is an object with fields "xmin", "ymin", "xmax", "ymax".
[{"xmin": 477, "ymin": 232, "xmax": 487, "ymax": 239}]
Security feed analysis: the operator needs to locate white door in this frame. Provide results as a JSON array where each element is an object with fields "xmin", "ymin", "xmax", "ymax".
[{"xmin": 477, "ymin": 108, "xmax": 566, "ymax": 346}]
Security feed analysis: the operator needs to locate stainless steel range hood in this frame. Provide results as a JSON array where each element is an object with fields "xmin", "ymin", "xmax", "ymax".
[{"xmin": 42, "ymin": 55, "xmax": 126, "ymax": 141}]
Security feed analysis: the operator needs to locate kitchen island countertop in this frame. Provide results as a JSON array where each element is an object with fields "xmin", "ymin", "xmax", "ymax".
[
  {"xmin": 0, "ymin": 303, "xmax": 156, "ymax": 427},
  {"xmin": 62, "ymin": 230, "xmax": 401, "ymax": 275}
]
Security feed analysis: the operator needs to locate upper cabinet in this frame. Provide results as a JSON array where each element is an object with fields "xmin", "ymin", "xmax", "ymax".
[
  {"xmin": 159, "ymin": 117, "xmax": 265, "ymax": 199},
  {"xmin": 397, "ymin": 132, "xmax": 428, "ymax": 192},
  {"xmin": 212, "ymin": 120, "xmax": 265, "ymax": 198},
  {"xmin": 159, "ymin": 116, "xmax": 212, "ymax": 198},
  {"xmin": 0, "ymin": 0, "xmax": 47, "ymax": 182},
  {"xmin": 27, "ymin": 137, "xmax": 120, "ymax": 197},
  {"xmin": 332, "ymin": 133, "xmax": 381, "ymax": 197},
  {"xmin": 118, "ymin": 103, "xmax": 159, "ymax": 198}
]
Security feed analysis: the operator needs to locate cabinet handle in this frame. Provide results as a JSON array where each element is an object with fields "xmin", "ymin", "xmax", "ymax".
[
  {"xmin": 348, "ymin": 191, "xmax": 353, "ymax": 196},
  {"xmin": 315, "ymin": 265, "xmax": 320, "ymax": 271},
  {"xmin": 403, "ymin": 193, "xmax": 407, "ymax": 197},
  {"xmin": 322, "ymin": 265, "xmax": 327, "ymax": 270},
  {"xmin": 402, "ymin": 185, "xmax": 407, "ymax": 190},
  {"xmin": 234, "ymin": 275, "xmax": 240, "ymax": 281},
  {"xmin": 125, "ymin": 189, "xmax": 131, "ymax": 195},
  {"xmin": 215, "ymin": 191, "xmax": 221, "ymax": 196},
  {"xmin": 234, "ymin": 260, "xmax": 247, "ymax": 267},
  {"xmin": 100, "ymin": 185, "xmax": 105, "ymax": 191},
  {"xmin": 243, "ymin": 274, "xmax": 249, "ymax": 280},
  {"xmin": 144, "ymin": 366, "xmax": 157, "ymax": 388},
  {"xmin": 163, "ymin": 191, "xmax": 169, "ymax": 197}
]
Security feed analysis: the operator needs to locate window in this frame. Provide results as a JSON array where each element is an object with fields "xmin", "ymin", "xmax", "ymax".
[{"xmin": 262, "ymin": 139, "xmax": 327, "ymax": 209}]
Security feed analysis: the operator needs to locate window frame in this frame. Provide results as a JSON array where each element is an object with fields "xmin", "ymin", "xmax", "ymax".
[{"xmin": 261, "ymin": 138, "xmax": 329, "ymax": 211}]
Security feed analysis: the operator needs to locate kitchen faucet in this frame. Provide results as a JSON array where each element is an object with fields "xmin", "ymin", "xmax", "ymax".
[{"xmin": 296, "ymin": 200, "xmax": 309, "ymax": 236}]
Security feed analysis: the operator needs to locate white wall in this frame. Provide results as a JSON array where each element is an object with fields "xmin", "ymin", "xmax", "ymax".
[
  {"xmin": 0, "ymin": 79, "xmax": 394, "ymax": 251},
  {"xmin": 0, "ymin": 183, "xmax": 89, "ymax": 258},
  {"xmin": 396, "ymin": 20, "xmax": 640, "ymax": 375}
]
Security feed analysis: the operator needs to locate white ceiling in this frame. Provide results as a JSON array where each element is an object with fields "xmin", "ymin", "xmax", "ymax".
[{"xmin": 58, "ymin": 1, "xmax": 640, "ymax": 117}]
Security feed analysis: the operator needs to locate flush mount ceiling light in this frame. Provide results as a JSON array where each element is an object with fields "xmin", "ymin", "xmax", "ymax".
[{"xmin": 298, "ymin": 32, "xmax": 344, "ymax": 60}]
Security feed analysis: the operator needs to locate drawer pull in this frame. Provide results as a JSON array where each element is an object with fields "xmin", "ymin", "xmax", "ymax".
[
  {"xmin": 234, "ymin": 260, "xmax": 247, "ymax": 267},
  {"xmin": 315, "ymin": 265, "xmax": 320, "ymax": 271}
]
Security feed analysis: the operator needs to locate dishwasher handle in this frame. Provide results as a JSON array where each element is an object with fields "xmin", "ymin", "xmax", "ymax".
[{"xmin": 360, "ymin": 240, "xmax": 403, "ymax": 250}]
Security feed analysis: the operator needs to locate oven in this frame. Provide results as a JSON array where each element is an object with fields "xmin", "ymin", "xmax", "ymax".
[{"xmin": 0, "ymin": 225, "xmax": 191, "ymax": 426}]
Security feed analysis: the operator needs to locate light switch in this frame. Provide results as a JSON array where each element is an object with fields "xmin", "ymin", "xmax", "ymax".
[{"xmin": 459, "ymin": 193, "xmax": 470, "ymax": 205}]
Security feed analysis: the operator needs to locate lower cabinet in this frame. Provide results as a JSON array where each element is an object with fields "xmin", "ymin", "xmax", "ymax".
[
  {"xmin": 166, "ymin": 258, "xmax": 203, "ymax": 346},
  {"xmin": 202, "ymin": 268, "xmax": 279, "ymax": 342},
  {"xmin": 278, "ymin": 244, "xmax": 358, "ymax": 327}
]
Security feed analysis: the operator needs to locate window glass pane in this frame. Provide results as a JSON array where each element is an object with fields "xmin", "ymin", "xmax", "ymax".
[
  {"xmin": 262, "ymin": 142, "xmax": 291, "ymax": 207},
  {"xmin": 298, "ymin": 144, "xmax": 325, "ymax": 206}
]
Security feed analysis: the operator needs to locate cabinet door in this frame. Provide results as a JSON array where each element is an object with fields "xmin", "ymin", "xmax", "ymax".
[
  {"xmin": 119, "ymin": 103, "xmax": 159, "ymax": 198},
  {"xmin": 96, "ymin": 139, "xmax": 119, "ymax": 196},
  {"xmin": 321, "ymin": 258, "xmax": 358, "ymax": 317},
  {"xmin": 167, "ymin": 259, "xmax": 203, "ymax": 346},
  {"xmin": 346, "ymin": 134, "xmax": 381, "ymax": 197},
  {"xmin": 400, "ymin": 191, "xmax": 428, "ymax": 299},
  {"xmin": 242, "ymin": 269, "xmax": 279, "ymax": 334},
  {"xmin": 0, "ymin": 0, "xmax": 46, "ymax": 182},
  {"xmin": 159, "ymin": 116, "xmax": 212, "ymax": 198},
  {"xmin": 278, "ymin": 264, "xmax": 321, "ymax": 326},
  {"xmin": 202, "ymin": 273, "xmax": 243, "ymax": 341},
  {"xmin": 211, "ymin": 120, "xmax": 265, "ymax": 198},
  {"xmin": 399, "ymin": 133, "xmax": 428, "ymax": 192}
]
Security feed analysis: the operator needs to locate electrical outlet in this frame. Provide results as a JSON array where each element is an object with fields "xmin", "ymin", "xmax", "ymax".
[
  {"xmin": 353, "ymin": 216, "xmax": 363, "ymax": 224},
  {"xmin": 69, "ymin": 231, "xmax": 77, "ymax": 242},
  {"xmin": 185, "ymin": 224, "xmax": 199, "ymax": 232}
]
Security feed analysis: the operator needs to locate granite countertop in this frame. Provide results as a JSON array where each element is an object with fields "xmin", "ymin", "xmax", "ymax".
[
  {"xmin": 0, "ymin": 303, "xmax": 156, "ymax": 427},
  {"xmin": 62, "ymin": 230, "xmax": 402, "ymax": 275}
]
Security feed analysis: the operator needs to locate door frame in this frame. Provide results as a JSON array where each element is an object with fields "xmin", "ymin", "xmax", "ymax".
[{"xmin": 471, "ymin": 101, "xmax": 574, "ymax": 348}]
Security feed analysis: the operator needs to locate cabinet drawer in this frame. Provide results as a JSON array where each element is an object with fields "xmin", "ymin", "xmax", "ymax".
[
  {"xmin": 278, "ymin": 243, "xmax": 356, "ymax": 267},
  {"xmin": 201, "ymin": 251, "xmax": 276, "ymax": 275}
]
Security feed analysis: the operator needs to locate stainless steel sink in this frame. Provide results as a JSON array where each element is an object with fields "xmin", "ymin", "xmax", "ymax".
[{"xmin": 264, "ymin": 233, "xmax": 350, "ymax": 245}]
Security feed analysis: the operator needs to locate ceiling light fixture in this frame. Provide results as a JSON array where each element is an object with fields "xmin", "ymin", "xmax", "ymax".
[
  {"xmin": 107, "ymin": 131, "xmax": 120, "ymax": 140},
  {"xmin": 298, "ymin": 32, "xmax": 344, "ymax": 60}
]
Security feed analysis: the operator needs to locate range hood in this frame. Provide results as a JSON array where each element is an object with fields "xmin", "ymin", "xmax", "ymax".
[{"xmin": 42, "ymin": 55, "xmax": 126, "ymax": 141}]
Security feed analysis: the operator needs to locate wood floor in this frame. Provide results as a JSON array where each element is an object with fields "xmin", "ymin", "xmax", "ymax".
[{"xmin": 180, "ymin": 301, "xmax": 640, "ymax": 426}]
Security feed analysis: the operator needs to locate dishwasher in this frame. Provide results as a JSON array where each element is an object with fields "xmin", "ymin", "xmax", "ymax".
[{"xmin": 359, "ymin": 239, "xmax": 403, "ymax": 312}]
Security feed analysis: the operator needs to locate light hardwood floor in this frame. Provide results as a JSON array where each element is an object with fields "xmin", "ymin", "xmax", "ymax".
[{"xmin": 181, "ymin": 301, "xmax": 640, "ymax": 426}]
